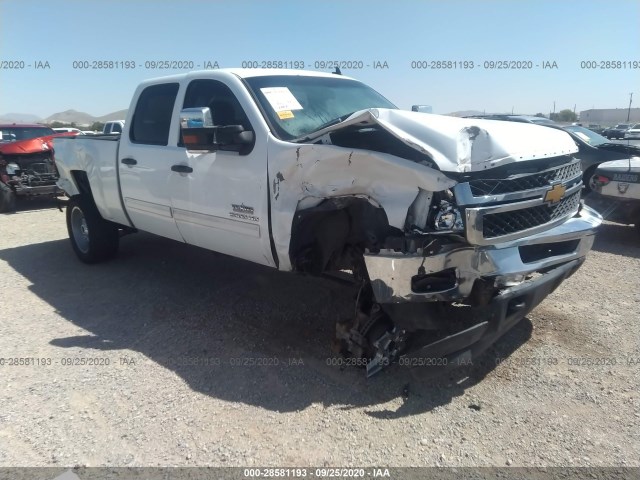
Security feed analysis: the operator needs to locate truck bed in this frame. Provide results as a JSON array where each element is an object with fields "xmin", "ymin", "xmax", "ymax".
[{"xmin": 54, "ymin": 136, "xmax": 131, "ymax": 226}]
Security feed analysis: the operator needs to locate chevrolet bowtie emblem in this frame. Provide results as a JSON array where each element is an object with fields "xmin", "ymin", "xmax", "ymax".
[{"xmin": 544, "ymin": 184, "xmax": 566, "ymax": 204}]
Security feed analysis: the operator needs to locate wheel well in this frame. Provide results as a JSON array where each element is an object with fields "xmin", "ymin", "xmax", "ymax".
[
  {"xmin": 289, "ymin": 197, "xmax": 400, "ymax": 274},
  {"xmin": 70, "ymin": 170, "xmax": 92, "ymax": 197}
]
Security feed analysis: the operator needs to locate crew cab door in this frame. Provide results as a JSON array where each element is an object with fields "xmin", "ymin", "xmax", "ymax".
[
  {"xmin": 118, "ymin": 82, "xmax": 185, "ymax": 241},
  {"xmin": 168, "ymin": 77, "xmax": 274, "ymax": 267}
]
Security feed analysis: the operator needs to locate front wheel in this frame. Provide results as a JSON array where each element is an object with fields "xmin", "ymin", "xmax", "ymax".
[
  {"xmin": 0, "ymin": 182, "xmax": 16, "ymax": 213},
  {"xmin": 66, "ymin": 196, "xmax": 119, "ymax": 263}
]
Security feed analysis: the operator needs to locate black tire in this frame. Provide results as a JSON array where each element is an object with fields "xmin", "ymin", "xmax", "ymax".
[
  {"xmin": 582, "ymin": 165, "xmax": 598, "ymax": 195},
  {"xmin": 66, "ymin": 195, "xmax": 119, "ymax": 263},
  {"xmin": 0, "ymin": 182, "xmax": 16, "ymax": 213}
]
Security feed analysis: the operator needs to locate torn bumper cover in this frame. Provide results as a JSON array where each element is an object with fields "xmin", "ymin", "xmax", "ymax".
[
  {"xmin": 363, "ymin": 204, "xmax": 601, "ymax": 370},
  {"xmin": 401, "ymin": 257, "xmax": 584, "ymax": 376}
]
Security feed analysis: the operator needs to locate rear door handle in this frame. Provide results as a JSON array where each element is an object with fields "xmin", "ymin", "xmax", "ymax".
[
  {"xmin": 121, "ymin": 157, "xmax": 137, "ymax": 166},
  {"xmin": 171, "ymin": 164, "xmax": 193, "ymax": 174}
]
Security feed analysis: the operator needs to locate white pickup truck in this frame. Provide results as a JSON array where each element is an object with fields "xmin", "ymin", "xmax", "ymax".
[{"xmin": 53, "ymin": 69, "xmax": 602, "ymax": 376}]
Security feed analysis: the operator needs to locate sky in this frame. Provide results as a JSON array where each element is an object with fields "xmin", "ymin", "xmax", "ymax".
[{"xmin": 1, "ymin": 0, "xmax": 639, "ymax": 118}]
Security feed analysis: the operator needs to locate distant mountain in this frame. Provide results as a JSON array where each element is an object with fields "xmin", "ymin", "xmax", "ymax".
[
  {"xmin": 43, "ymin": 109, "xmax": 99, "ymax": 126},
  {"xmin": 97, "ymin": 109, "xmax": 128, "ymax": 122},
  {"xmin": 0, "ymin": 113, "xmax": 43, "ymax": 123},
  {"xmin": 0, "ymin": 109, "xmax": 127, "ymax": 126}
]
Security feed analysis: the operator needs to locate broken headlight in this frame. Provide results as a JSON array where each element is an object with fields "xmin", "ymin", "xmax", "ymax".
[
  {"xmin": 433, "ymin": 200, "xmax": 464, "ymax": 232},
  {"xmin": 6, "ymin": 163, "xmax": 20, "ymax": 175}
]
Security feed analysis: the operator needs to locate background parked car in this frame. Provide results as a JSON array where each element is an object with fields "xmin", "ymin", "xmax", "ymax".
[
  {"xmin": 602, "ymin": 124, "xmax": 631, "ymax": 139},
  {"xmin": 624, "ymin": 123, "xmax": 640, "ymax": 139},
  {"xmin": 52, "ymin": 127, "xmax": 84, "ymax": 135},
  {"xmin": 562, "ymin": 125, "xmax": 640, "ymax": 192},
  {"xmin": 0, "ymin": 124, "xmax": 74, "ymax": 212},
  {"xmin": 587, "ymin": 124, "xmax": 605, "ymax": 135},
  {"xmin": 464, "ymin": 114, "xmax": 557, "ymax": 126},
  {"xmin": 589, "ymin": 157, "xmax": 640, "ymax": 231},
  {"xmin": 102, "ymin": 120, "xmax": 125, "ymax": 135}
]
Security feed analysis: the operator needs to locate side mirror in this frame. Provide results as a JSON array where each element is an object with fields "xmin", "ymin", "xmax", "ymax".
[
  {"xmin": 180, "ymin": 107, "xmax": 254, "ymax": 152},
  {"xmin": 180, "ymin": 107, "xmax": 218, "ymax": 151},
  {"xmin": 235, "ymin": 130, "xmax": 254, "ymax": 145}
]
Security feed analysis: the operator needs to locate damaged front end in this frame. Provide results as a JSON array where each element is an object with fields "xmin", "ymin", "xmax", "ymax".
[
  {"xmin": 273, "ymin": 109, "xmax": 601, "ymax": 376},
  {"xmin": 0, "ymin": 136, "xmax": 61, "ymax": 212},
  {"xmin": 341, "ymin": 156, "xmax": 601, "ymax": 376},
  {"xmin": 1, "ymin": 152, "xmax": 59, "ymax": 194}
]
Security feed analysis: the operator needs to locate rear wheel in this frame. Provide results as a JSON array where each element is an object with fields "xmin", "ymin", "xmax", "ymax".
[
  {"xmin": 0, "ymin": 182, "xmax": 16, "ymax": 213},
  {"xmin": 66, "ymin": 195, "xmax": 119, "ymax": 263}
]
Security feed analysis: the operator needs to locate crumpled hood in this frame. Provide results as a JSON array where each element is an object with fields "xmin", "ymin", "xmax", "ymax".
[
  {"xmin": 309, "ymin": 109, "xmax": 579, "ymax": 173},
  {"xmin": 0, "ymin": 136, "xmax": 54, "ymax": 155}
]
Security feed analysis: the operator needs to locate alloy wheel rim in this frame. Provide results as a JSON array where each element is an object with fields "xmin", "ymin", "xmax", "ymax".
[{"xmin": 71, "ymin": 206, "xmax": 90, "ymax": 254}]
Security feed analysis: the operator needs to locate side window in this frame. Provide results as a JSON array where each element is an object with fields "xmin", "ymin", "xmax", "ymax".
[
  {"xmin": 112, "ymin": 122, "xmax": 122, "ymax": 133},
  {"xmin": 181, "ymin": 79, "xmax": 253, "ymax": 149},
  {"xmin": 130, "ymin": 83, "xmax": 179, "ymax": 145}
]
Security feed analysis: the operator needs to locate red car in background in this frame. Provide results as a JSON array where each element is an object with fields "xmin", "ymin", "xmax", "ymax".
[{"xmin": 0, "ymin": 124, "xmax": 76, "ymax": 212}]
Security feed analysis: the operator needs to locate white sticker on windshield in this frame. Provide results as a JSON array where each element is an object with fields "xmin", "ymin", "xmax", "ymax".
[{"xmin": 260, "ymin": 87, "xmax": 303, "ymax": 112}]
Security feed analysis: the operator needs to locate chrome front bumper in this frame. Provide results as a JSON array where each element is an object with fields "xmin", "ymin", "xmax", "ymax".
[{"xmin": 364, "ymin": 204, "xmax": 602, "ymax": 304}]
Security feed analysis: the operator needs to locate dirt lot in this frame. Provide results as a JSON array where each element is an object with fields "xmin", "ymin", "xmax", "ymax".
[{"xmin": 0, "ymin": 198, "xmax": 638, "ymax": 468}]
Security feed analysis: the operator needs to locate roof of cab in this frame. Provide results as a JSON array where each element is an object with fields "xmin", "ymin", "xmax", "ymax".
[{"xmin": 140, "ymin": 68, "xmax": 356, "ymax": 86}]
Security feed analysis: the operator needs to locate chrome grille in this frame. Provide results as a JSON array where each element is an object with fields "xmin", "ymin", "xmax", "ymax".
[
  {"xmin": 482, "ymin": 191, "xmax": 581, "ymax": 239},
  {"xmin": 459, "ymin": 158, "xmax": 584, "ymax": 245},
  {"xmin": 469, "ymin": 161, "xmax": 582, "ymax": 196}
]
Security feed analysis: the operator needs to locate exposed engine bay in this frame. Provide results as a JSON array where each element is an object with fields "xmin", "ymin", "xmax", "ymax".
[{"xmin": 2, "ymin": 152, "xmax": 59, "ymax": 194}]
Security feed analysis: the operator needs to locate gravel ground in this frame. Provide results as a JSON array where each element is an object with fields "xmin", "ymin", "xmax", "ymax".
[{"xmin": 0, "ymin": 197, "xmax": 638, "ymax": 468}]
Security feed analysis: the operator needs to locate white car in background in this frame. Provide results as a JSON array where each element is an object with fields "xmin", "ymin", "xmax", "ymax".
[
  {"xmin": 53, "ymin": 127, "xmax": 84, "ymax": 135},
  {"xmin": 624, "ymin": 123, "xmax": 640, "ymax": 139}
]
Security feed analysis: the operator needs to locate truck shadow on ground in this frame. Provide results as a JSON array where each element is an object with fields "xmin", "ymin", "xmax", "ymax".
[
  {"xmin": 0, "ymin": 196, "xmax": 60, "ymax": 214},
  {"xmin": 591, "ymin": 222, "xmax": 640, "ymax": 258},
  {"xmin": 0, "ymin": 233, "xmax": 532, "ymax": 417}
]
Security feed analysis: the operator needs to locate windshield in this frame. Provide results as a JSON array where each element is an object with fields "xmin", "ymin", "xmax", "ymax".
[
  {"xmin": 563, "ymin": 125, "xmax": 609, "ymax": 146},
  {"xmin": 0, "ymin": 126, "xmax": 55, "ymax": 142},
  {"xmin": 615, "ymin": 124, "xmax": 630, "ymax": 129},
  {"xmin": 244, "ymin": 75, "xmax": 396, "ymax": 140}
]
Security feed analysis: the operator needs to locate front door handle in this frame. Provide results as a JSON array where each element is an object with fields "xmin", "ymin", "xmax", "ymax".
[
  {"xmin": 121, "ymin": 157, "xmax": 137, "ymax": 166},
  {"xmin": 171, "ymin": 164, "xmax": 193, "ymax": 174}
]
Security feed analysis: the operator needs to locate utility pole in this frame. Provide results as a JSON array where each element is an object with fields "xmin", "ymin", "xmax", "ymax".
[{"xmin": 627, "ymin": 93, "xmax": 633, "ymax": 122}]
